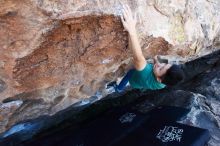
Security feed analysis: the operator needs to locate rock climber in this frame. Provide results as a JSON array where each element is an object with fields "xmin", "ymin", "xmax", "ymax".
[{"xmin": 109, "ymin": 4, "xmax": 185, "ymax": 92}]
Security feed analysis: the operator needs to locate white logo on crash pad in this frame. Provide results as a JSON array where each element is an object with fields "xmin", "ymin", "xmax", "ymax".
[
  {"xmin": 156, "ymin": 126, "xmax": 183, "ymax": 142},
  {"xmin": 119, "ymin": 113, "xmax": 136, "ymax": 123}
]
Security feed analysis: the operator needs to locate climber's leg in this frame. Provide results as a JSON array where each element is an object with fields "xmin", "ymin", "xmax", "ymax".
[{"xmin": 115, "ymin": 69, "xmax": 135, "ymax": 92}]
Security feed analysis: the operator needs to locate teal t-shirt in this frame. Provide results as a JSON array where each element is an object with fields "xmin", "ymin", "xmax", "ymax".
[{"xmin": 129, "ymin": 64, "xmax": 166, "ymax": 90}]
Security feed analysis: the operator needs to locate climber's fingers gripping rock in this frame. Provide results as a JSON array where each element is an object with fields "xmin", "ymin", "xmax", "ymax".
[{"xmin": 120, "ymin": 4, "xmax": 137, "ymax": 35}]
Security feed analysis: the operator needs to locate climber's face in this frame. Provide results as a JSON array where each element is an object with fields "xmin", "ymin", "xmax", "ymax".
[{"xmin": 153, "ymin": 62, "xmax": 171, "ymax": 82}]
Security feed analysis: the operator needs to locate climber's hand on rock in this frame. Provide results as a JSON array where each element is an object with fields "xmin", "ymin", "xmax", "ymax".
[
  {"xmin": 154, "ymin": 55, "xmax": 159, "ymax": 64},
  {"xmin": 121, "ymin": 4, "xmax": 137, "ymax": 35}
]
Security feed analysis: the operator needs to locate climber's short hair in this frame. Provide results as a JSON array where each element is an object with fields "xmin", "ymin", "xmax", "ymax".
[{"xmin": 162, "ymin": 64, "xmax": 185, "ymax": 86}]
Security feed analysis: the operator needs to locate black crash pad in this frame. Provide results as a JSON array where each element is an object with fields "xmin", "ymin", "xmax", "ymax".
[
  {"xmin": 20, "ymin": 106, "xmax": 210, "ymax": 146},
  {"xmin": 115, "ymin": 120, "xmax": 210, "ymax": 146}
]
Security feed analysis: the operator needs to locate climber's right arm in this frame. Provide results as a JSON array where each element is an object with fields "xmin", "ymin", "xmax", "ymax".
[
  {"xmin": 129, "ymin": 32, "xmax": 146, "ymax": 70},
  {"xmin": 121, "ymin": 4, "xmax": 146, "ymax": 71}
]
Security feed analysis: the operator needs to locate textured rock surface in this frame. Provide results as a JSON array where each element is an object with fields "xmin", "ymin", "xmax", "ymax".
[
  {"xmin": 0, "ymin": 0, "xmax": 220, "ymax": 134},
  {"xmin": 0, "ymin": 50, "xmax": 219, "ymax": 146}
]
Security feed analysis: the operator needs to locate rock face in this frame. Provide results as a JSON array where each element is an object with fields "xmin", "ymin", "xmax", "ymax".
[
  {"xmin": 0, "ymin": 0, "xmax": 220, "ymax": 134},
  {"xmin": 0, "ymin": 50, "xmax": 219, "ymax": 146}
]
